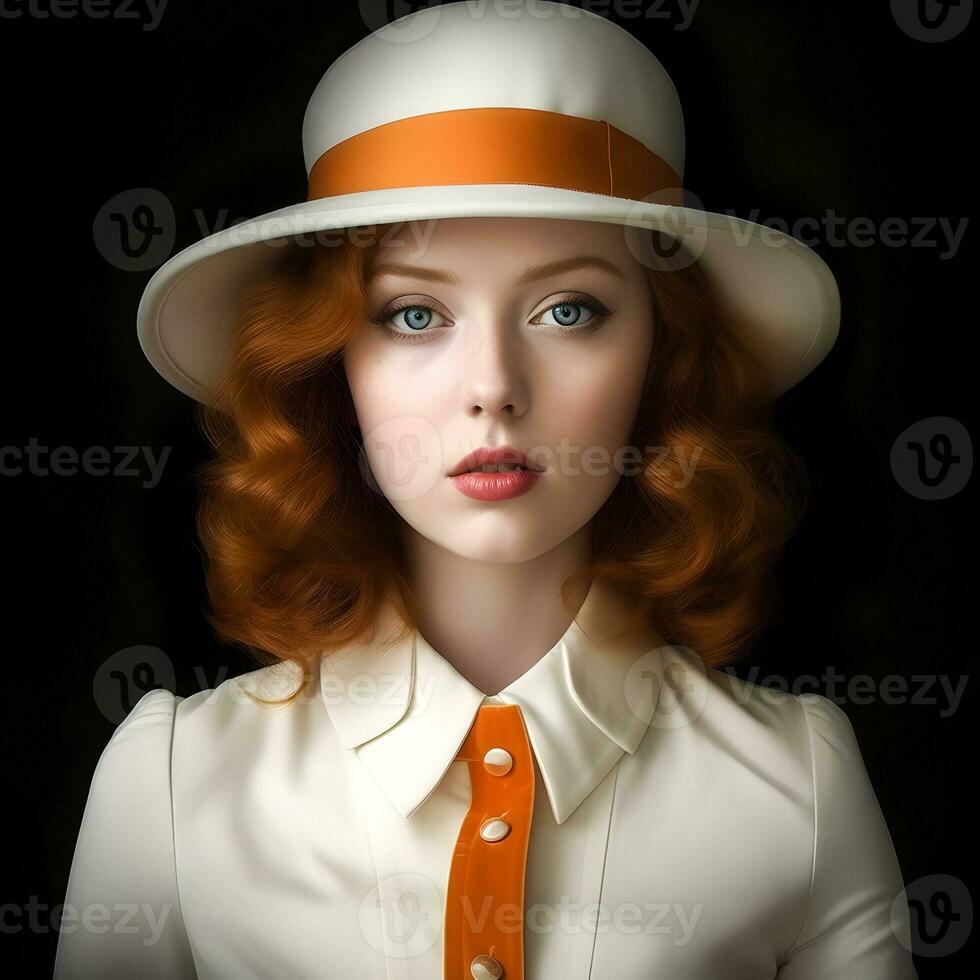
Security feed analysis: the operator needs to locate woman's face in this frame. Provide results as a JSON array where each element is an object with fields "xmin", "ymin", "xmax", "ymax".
[{"xmin": 342, "ymin": 216, "xmax": 655, "ymax": 563}]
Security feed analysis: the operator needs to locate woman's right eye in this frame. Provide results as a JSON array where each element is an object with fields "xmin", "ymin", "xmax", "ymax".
[
  {"xmin": 389, "ymin": 305, "xmax": 444, "ymax": 333},
  {"xmin": 371, "ymin": 303, "xmax": 451, "ymax": 344},
  {"xmin": 367, "ymin": 299, "xmax": 451, "ymax": 340}
]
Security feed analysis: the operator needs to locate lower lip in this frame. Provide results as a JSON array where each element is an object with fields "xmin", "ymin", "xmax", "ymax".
[{"xmin": 449, "ymin": 468, "xmax": 541, "ymax": 501}]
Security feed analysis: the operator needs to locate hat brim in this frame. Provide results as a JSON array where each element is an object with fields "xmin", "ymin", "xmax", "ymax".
[{"xmin": 137, "ymin": 183, "xmax": 840, "ymax": 405}]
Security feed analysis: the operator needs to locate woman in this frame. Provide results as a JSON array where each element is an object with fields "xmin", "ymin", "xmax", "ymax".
[{"xmin": 55, "ymin": 3, "xmax": 917, "ymax": 978}]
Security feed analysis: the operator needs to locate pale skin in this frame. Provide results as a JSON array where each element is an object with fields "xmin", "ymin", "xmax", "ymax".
[{"xmin": 342, "ymin": 216, "xmax": 656, "ymax": 695}]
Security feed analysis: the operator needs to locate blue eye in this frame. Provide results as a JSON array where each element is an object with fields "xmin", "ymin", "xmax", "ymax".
[
  {"xmin": 393, "ymin": 306, "xmax": 434, "ymax": 331},
  {"xmin": 541, "ymin": 302, "xmax": 594, "ymax": 327},
  {"xmin": 367, "ymin": 299, "xmax": 450, "ymax": 344},
  {"xmin": 381, "ymin": 305, "xmax": 450, "ymax": 341},
  {"xmin": 533, "ymin": 295, "xmax": 612, "ymax": 331}
]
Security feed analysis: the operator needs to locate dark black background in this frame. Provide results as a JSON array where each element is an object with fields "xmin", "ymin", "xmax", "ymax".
[{"xmin": 1, "ymin": 0, "xmax": 972, "ymax": 975}]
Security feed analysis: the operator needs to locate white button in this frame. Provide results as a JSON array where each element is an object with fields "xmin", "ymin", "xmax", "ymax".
[
  {"xmin": 483, "ymin": 747, "xmax": 513, "ymax": 776},
  {"xmin": 479, "ymin": 817, "xmax": 511, "ymax": 842},
  {"xmin": 470, "ymin": 953, "xmax": 504, "ymax": 979}
]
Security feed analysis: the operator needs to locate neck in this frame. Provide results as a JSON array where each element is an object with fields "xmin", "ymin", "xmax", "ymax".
[{"xmin": 402, "ymin": 523, "xmax": 594, "ymax": 696}]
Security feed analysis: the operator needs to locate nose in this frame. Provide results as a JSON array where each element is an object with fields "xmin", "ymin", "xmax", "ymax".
[{"xmin": 460, "ymin": 315, "xmax": 530, "ymax": 420}]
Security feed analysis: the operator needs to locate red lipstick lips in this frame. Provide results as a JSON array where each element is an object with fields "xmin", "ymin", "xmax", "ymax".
[{"xmin": 448, "ymin": 445, "xmax": 543, "ymax": 501}]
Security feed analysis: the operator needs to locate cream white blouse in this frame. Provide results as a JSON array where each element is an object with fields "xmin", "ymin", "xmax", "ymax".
[{"xmin": 54, "ymin": 580, "xmax": 918, "ymax": 979}]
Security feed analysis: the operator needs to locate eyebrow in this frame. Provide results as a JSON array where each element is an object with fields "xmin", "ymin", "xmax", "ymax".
[{"xmin": 366, "ymin": 255, "xmax": 626, "ymax": 286}]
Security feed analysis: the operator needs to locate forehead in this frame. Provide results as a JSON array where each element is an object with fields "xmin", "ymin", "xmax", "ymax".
[{"xmin": 363, "ymin": 216, "xmax": 638, "ymax": 278}]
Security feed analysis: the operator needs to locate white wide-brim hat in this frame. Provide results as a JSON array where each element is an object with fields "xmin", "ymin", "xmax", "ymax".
[{"xmin": 137, "ymin": 1, "xmax": 840, "ymax": 405}]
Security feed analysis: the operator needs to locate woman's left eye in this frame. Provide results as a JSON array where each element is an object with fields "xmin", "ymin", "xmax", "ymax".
[{"xmin": 532, "ymin": 297, "xmax": 610, "ymax": 330}]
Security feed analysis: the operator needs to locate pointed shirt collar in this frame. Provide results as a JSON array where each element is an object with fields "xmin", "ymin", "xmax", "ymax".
[{"xmin": 319, "ymin": 578, "xmax": 667, "ymax": 825}]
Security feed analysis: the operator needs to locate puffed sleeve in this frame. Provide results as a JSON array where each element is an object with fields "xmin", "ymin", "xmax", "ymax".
[
  {"xmin": 777, "ymin": 693, "xmax": 918, "ymax": 979},
  {"xmin": 54, "ymin": 688, "xmax": 197, "ymax": 979}
]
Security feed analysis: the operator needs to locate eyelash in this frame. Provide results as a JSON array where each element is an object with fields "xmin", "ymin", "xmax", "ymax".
[{"xmin": 367, "ymin": 293, "xmax": 614, "ymax": 345}]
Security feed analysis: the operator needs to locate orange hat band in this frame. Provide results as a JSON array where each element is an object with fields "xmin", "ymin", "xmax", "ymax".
[{"xmin": 306, "ymin": 106, "xmax": 683, "ymax": 204}]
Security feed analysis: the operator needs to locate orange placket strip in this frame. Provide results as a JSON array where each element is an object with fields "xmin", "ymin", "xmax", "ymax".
[
  {"xmin": 306, "ymin": 106, "xmax": 683, "ymax": 205},
  {"xmin": 444, "ymin": 703, "xmax": 535, "ymax": 980}
]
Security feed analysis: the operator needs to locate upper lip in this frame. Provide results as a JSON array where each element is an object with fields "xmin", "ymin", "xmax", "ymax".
[{"xmin": 449, "ymin": 445, "xmax": 543, "ymax": 476}]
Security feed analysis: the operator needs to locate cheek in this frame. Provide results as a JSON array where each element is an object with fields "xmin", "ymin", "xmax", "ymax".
[
  {"xmin": 345, "ymin": 346, "xmax": 427, "ymax": 430},
  {"xmin": 543, "ymin": 346, "xmax": 648, "ymax": 456},
  {"xmin": 344, "ymin": 346, "xmax": 451, "ymax": 498}
]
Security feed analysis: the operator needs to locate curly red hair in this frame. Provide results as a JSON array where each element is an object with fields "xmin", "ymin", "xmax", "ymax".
[{"xmin": 194, "ymin": 223, "xmax": 808, "ymax": 696}]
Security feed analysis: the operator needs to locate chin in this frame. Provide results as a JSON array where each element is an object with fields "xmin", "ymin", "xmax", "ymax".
[{"xmin": 427, "ymin": 513, "xmax": 561, "ymax": 565}]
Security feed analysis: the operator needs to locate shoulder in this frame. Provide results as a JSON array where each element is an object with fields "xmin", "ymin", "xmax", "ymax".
[
  {"xmin": 87, "ymin": 687, "xmax": 181, "ymax": 801},
  {"xmin": 706, "ymin": 658, "xmax": 847, "ymax": 733},
  {"xmin": 69, "ymin": 688, "xmax": 183, "ymax": 852},
  {"xmin": 701, "ymin": 664, "xmax": 875, "ymax": 792},
  {"xmin": 113, "ymin": 684, "xmax": 180, "ymax": 735},
  {"xmin": 173, "ymin": 659, "xmax": 317, "ymax": 733},
  {"xmin": 653, "ymin": 646, "xmax": 820, "ymax": 758},
  {"xmin": 87, "ymin": 661, "xmax": 351, "ymax": 801},
  {"xmin": 793, "ymin": 688, "xmax": 864, "ymax": 763},
  {"xmin": 168, "ymin": 660, "xmax": 347, "ymax": 780},
  {"xmin": 694, "ymin": 656, "xmax": 905, "ymax": 886},
  {"xmin": 646, "ymin": 646, "xmax": 874, "ymax": 793},
  {"xmin": 87, "ymin": 662, "xmax": 317, "ymax": 779}
]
